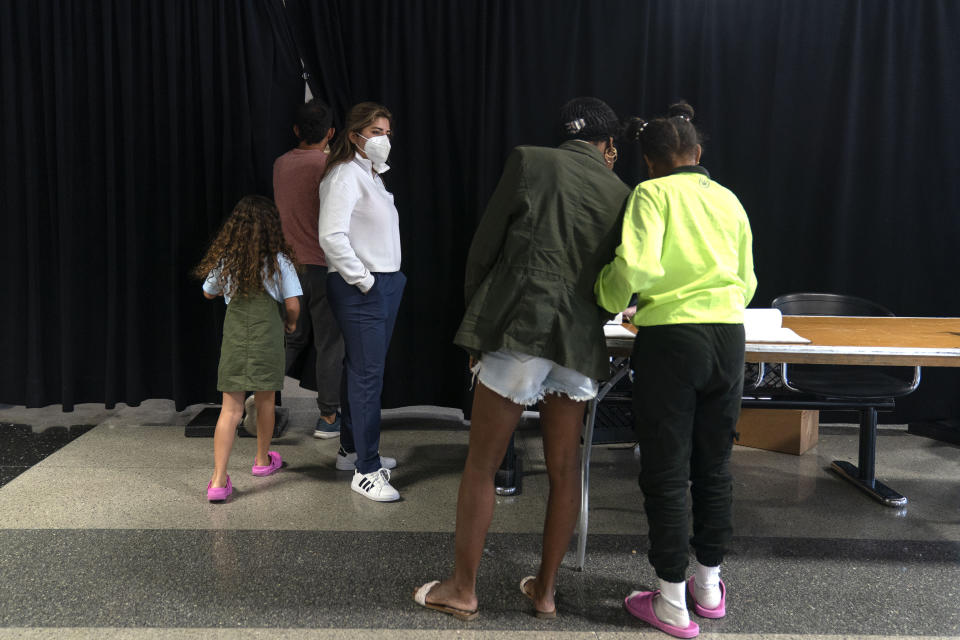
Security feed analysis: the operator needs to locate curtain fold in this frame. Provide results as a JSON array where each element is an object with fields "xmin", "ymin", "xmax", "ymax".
[{"xmin": 0, "ymin": 0, "xmax": 303, "ymax": 410}]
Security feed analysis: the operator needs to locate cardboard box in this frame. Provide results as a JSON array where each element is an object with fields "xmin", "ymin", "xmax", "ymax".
[{"xmin": 735, "ymin": 409, "xmax": 819, "ymax": 455}]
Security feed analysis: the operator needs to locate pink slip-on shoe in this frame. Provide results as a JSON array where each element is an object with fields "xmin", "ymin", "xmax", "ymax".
[
  {"xmin": 687, "ymin": 576, "xmax": 726, "ymax": 618},
  {"xmin": 624, "ymin": 590, "xmax": 699, "ymax": 639},
  {"xmin": 252, "ymin": 451, "xmax": 282, "ymax": 477},
  {"xmin": 207, "ymin": 475, "xmax": 232, "ymax": 502}
]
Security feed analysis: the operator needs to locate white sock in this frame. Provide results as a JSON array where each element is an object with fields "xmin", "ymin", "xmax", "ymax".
[
  {"xmin": 653, "ymin": 579, "xmax": 689, "ymax": 627},
  {"xmin": 694, "ymin": 560, "xmax": 722, "ymax": 609}
]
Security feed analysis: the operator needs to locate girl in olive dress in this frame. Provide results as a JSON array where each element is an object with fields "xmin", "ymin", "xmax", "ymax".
[{"xmin": 194, "ymin": 195, "xmax": 302, "ymax": 502}]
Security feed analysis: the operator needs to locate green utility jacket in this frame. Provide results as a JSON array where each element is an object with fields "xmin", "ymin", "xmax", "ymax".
[{"xmin": 454, "ymin": 141, "xmax": 630, "ymax": 381}]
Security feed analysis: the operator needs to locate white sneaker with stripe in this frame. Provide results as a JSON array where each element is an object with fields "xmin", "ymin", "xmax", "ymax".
[{"xmin": 351, "ymin": 468, "xmax": 400, "ymax": 502}]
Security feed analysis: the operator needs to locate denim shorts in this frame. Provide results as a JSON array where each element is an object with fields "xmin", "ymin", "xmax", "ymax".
[{"xmin": 473, "ymin": 349, "xmax": 599, "ymax": 406}]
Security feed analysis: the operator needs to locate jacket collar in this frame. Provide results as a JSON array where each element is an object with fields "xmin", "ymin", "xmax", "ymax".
[
  {"xmin": 560, "ymin": 139, "xmax": 605, "ymax": 165},
  {"xmin": 668, "ymin": 164, "xmax": 710, "ymax": 178}
]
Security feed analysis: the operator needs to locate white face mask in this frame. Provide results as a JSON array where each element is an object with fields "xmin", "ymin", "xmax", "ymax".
[{"xmin": 356, "ymin": 133, "xmax": 391, "ymax": 169}]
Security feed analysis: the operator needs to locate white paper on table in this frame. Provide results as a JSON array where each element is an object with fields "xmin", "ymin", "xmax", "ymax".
[
  {"xmin": 606, "ymin": 312, "xmax": 624, "ymax": 325},
  {"xmin": 743, "ymin": 308, "xmax": 811, "ymax": 343},
  {"xmin": 604, "ymin": 323, "xmax": 636, "ymax": 338}
]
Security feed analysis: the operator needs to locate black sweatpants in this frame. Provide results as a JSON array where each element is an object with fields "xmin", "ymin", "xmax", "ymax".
[{"xmin": 631, "ymin": 323, "xmax": 744, "ymax": 583}]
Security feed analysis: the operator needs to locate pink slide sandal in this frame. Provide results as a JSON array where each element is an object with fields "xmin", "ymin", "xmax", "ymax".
[
  {"xmin": 624, "ymin": 590, "xmax": 699, "ymax": 638},
  {"xmin": 687, "ymin": 576, "xmax": 726, "ymax": 618}
]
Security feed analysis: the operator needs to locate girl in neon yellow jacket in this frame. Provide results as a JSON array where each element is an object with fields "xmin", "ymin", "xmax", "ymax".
[
  {"xmin": 596, "ymin": 102, "xmax": 756, "ymax": 639},
  {"xmin": 595, "ymin": 141, "xmax": 755, "ymax": 323}
]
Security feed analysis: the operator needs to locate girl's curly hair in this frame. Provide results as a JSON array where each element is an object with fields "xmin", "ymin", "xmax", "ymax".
[{"xmin": 193, "ymin": 195, "xmax": 299, "ymax": 298}]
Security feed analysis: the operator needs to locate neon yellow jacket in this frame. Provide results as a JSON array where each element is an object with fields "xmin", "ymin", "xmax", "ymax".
[{"xmin": 594, "ymin": 167, "xmax": 757, "ymax": 325}]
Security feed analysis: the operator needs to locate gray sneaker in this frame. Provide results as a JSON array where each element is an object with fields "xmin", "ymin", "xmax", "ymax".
[{"xmin": 313, "ymin": 412, "xmax": 341, "ymax": 439}]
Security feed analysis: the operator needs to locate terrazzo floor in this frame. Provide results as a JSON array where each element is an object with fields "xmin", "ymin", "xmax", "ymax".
[{"xmin": 0, "ymin": 379, "xmax": 958, "ymax": 640}]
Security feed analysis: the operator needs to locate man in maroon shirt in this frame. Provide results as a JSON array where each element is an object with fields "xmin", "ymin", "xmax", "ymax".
[{"xmin": 274, "ymin": 99, "xmax": 344, "ymax": 438}]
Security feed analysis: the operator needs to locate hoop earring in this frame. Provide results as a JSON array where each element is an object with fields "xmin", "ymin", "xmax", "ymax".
[{"xmin": 604, "ymin": 145, "xmax": 618, "ymax": 167}]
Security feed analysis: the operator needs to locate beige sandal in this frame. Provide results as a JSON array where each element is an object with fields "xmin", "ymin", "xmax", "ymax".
[
  {"xmin": 519, "ymin": 575, "xmax": 557, "ymax": 619},
  {"xmin": 413, "ymin": 580, "xmax": 479, "ymax": 621}
]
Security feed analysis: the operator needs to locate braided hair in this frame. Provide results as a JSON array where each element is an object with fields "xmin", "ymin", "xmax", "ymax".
[
  {"xmin": 558, "ymin": 97, "xmax": 622, "ymax": 143},
  {"xmin": 625, "ymin": 101, "xmax": 703, "ymax": 165}
]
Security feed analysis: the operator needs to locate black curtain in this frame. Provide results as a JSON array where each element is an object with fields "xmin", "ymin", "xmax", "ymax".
[
  {"xmin": 286, "ymin": 0, "xmax": 960, "ymax": 416},
  {"xmin": 0, "ymin": 0, "xmax": 303, "ymax": 410},
  {"xmin": 3, "ymin": 1, "xmax": 960, "ymax": 419}
]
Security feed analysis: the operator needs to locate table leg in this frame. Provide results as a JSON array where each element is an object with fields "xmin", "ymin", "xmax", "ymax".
[
  {"xmin": 495, "ymin": 434, "xmax": 518, "ymax": 496},
  {"xmin": 830, "ymin": 406, "xmax": 907, "ymax": 507},
  {"xmin": 575, "ymin": 396, "xmax": 598, "ymax": 571},
  {"xmin": 575, "ymin": 359, "xmax": 632, "ymax": 571}
]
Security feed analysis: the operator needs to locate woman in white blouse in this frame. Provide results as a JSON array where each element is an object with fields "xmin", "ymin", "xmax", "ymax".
[{"xmin": 318, "ymin": 102, "xmax": 405, "ymax": 503}]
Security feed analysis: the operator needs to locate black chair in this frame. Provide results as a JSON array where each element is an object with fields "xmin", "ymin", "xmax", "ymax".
[{"xmin": 771, "ymin": 293, "xmax": 920, "ymax": 506}]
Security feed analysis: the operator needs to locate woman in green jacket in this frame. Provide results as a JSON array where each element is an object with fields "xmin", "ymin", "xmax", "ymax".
[
  {"xmin": 596, "ymin": 102, "xmax": 756, "ymax": 639},
  {"xmin": 414, "ymin": 98, "xmax": 630, "ymax": 620}
]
